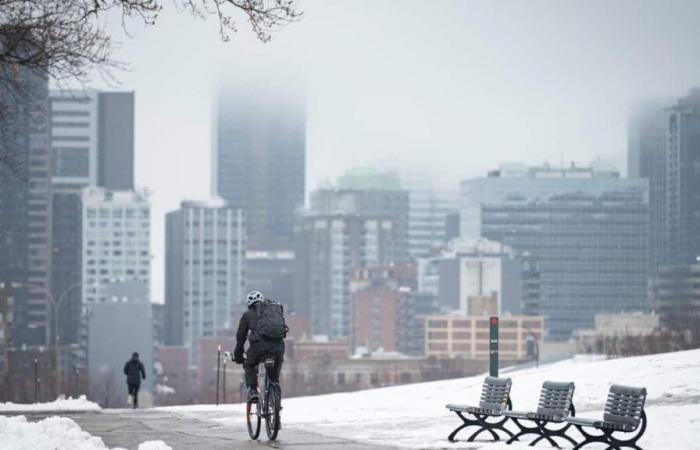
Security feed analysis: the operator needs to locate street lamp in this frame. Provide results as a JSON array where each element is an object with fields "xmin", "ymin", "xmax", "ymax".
[{"xmin": 19, "ymin": 280, "xmax": 84, "ymax": 397}]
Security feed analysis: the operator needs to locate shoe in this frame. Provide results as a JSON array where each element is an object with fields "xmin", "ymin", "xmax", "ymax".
[{"xmin": 247, "ymin": 387, "xmax": 258, "ymax": 401}]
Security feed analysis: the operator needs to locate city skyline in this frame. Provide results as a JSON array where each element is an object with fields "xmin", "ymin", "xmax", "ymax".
[
  {"xmin": 75, "ymin": 0, "xmax": 700, "ymax": 304},
  {"xmin": 1, "ymin": 1, "xmax": 699, "ymax": 425}
]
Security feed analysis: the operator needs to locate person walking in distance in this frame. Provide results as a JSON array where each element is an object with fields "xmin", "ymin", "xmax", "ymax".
[
  {"xmin": 123, "ymin": 352, "xmax": 146, "ymax": 408},
  {"xmin": 233, "ymin": 291, "xmax": 287, "ymax": 400}
]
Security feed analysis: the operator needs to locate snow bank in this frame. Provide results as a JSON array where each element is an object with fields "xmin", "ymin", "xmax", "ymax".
[
  {"xmin": 0, "ymin": 415, "xmax": 172, "ymax": 450},
  {"xmin": 0, "ymin": 415, "xmax": 107, "ymax": 450},
  {"xmin": 164, "ymin": 349, "xmax": 700, "ymax": 449},
  {"xmin": 0, "ymin": 395, "xmax": 101, "ymax": 412}
]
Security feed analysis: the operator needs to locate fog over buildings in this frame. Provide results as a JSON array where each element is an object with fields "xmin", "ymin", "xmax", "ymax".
[{"xmin": 81, "ymin": 0, "xmax": 700, "ymax": 303}]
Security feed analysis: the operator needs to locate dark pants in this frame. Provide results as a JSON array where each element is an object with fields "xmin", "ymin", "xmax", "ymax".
[
  {"xmin": 244, "ymin": 346, "xmax": 284, "ymax": 389},
  {"xmin": 128, "ymin": 383, "xmax": 140, "ymax": 408}
]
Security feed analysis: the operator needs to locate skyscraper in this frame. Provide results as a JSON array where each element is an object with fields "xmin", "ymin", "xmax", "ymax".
[
  {"xmin": 212, "ymin": 91, "xmax": 305, "ymax": 251},
  {"xmin": 164, "ymin": 200, "xmax": 246, "ymax": 360},
  {"xmin": 628, "ymin": 89, "xmax": 700, "ymax": 271},
  {"xmin": 461, "ymin": 163, "xmax": 649, "ymax": 340},
  {"xmin": 666, "ymin": 89, "xmax": 700, "ymax": 266},
  {"xmin": 0, "ymin": 70, "xmax": 53, "ymax": 346},
  {"xmin": 50, "ymin": 90, "xmax": 134, "ymax": 189},
  {"xmin": 49, "ymin": 90, "xmax": 134, "ymax": 345}
]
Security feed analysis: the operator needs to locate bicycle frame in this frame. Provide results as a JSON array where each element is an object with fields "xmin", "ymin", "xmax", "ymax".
[{"xmin": 246, "ymin": 355, "xmax": 281, "ymax": 441}]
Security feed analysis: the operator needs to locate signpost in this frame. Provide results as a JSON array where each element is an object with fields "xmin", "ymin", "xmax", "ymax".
[{"xmin": 489, "ymin": 316, "xmax": 499, "ymax": 377}]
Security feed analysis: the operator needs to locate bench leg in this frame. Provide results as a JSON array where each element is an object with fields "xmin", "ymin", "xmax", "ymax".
[
  {"xmin": 529, "ymin": 422, "xmax": 559, "ymax": 448},
  {"xmin": 448, "ymin": 412, "xmax": 513, "ymax": 443},
  {"xmin": 467, "ymin": 425, "xmax": 499, "ymax": 442},
  {"xmin": 572, "ymin": 425, "xmax": 611, "ymax": 450},
  {"xmin": 448, "ymin": 411, "xmax": 479, "ymax": 442},
  {"xmin": 506, "ymin": 418, "xmax": 539, "ymax": 444},
  {"xmin": 534, "ymin": 420, "xmax": 577, "ymax": 448},
  {"xmin": 469, "ymin": 414, "xmax": 515, "ymax": 442}
]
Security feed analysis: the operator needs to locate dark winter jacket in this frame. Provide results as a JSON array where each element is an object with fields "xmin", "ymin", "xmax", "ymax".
[
  {"xmin": 234, "ymin": 307, "xmax": 285, "ymax": 359},
  {"xmin": 123, "ymin": 358, "xmax": 146, "ymax": 386}
]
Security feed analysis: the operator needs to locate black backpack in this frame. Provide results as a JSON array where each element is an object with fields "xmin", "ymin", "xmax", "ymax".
[{"xmin": 255, "ymin": 300, "xmax": 288, "ymax": 340}]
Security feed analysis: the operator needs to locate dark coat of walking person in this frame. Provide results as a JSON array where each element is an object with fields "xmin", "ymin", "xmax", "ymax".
[{"xmin": 123, "ymin": 352, "xmax": 146, "ymax": 408}]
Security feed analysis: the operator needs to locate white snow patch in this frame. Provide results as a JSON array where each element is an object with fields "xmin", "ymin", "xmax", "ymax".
[
  {"xmin": 0, "ymin": 415, "xmax": 172, "ymax": 450},
  {"xmin": 161, "ymin": 349, "xmax": 700, "ymax": 449},
  {"xmin": 155, "ymin": 384, "xmax": 175, "ymax": 395},
  {"xmin": 0, "ymin": 395, "xmax": 100, "ymax": 412},
  {"xmin": 135, "ymin": 441, "xmax": 172, "ymax": 450}
]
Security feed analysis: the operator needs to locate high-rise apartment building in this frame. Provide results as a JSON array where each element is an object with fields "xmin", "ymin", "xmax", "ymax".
[
  {"xmin": 294, "ymin": 214, "xmax": 395, "ymax": 339},
  {"xmin": 164, "ymin": 200, "xmax": 246, "ymax": 360},
  {"xmin": 49, "ymin": 90, "xmax": 134, "ymax": 345},
  {"xmin": 212, "ymin": 91, "xmax": 305, "ymax": 250},
  {"xmin": 81, "ymin": 188, "xmax": 150, "ymax": 305},
  {"xmin": 461, "ymin": 163, "xmax": 649, "ymax": 340},
  {"xmin": 348, "ymin": 264, "xmax": 417, "ymax": 353},
  {"xmin": 310, "ymin": 189, "xmax": 410, "ymax": 261},
  {"xmin": 0, "ymin": 71, "xmax": 53, "ymax": 346}
]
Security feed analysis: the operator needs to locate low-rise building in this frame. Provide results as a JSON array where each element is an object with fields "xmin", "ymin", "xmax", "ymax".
[
  {"xmin": 575, "ymin": 313, "xmax": 660, "ymax": 353},
  {"xmin": 424, "ymin": 315, "xmax": 544, "ymax": 361}
]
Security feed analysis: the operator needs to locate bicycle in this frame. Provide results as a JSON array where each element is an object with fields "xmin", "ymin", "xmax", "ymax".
[{"xmin": 246, "ymin": 355, "xmax": 282, "ymax": 441}]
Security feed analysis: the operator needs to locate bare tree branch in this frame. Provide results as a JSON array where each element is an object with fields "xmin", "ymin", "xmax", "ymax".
[{"xmin": 0, "ymin": 0, "xmax": 302, "ymax": 176}]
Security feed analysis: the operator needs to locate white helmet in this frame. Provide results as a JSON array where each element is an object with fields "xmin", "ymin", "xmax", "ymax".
[{"xmin": 246, "ymin": 290, "xmax": 263, "ymax": 307}]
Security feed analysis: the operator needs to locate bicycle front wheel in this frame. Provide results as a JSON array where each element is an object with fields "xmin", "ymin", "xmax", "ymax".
[
  {"xmin": 246, "ymin": 397, "xmax": 261, "ymax": 440},
  {"xmin": 264, "ymin": 385, "xmax": 281, "ymax": 440}
]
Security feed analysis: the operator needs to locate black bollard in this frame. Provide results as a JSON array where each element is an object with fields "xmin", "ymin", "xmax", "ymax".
[
  {"xmin": 34, "ymin": 358, "xmax": 38, "ymax": 403},
  {"xmin": 489, "ymin": 316, "xmax": 499, "ymax": 377},
  {"xmin": 223, "ymin": 357, "xmax": 227, "ymax": 404},
  {"xmin": 216, "ymin": 344, "xmax": 221, "ymax": 406}
]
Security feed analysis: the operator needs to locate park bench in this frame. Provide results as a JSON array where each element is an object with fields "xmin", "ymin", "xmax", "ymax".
[
  {"xmin": 445, "ymin": 376, "xmax": 515, "ymax": 442},
  {"xmin": 503, "ymin": 381, "xmax": 577, "ymax": 448},
  {"xmin": 565, "ymin": 384, "xmax": 647, "ymax": 450}
]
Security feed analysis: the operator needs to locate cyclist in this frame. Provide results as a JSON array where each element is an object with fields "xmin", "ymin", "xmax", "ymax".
[{"xmin": 233, "ymin": 291, "xmax": 286, "ymax": 401}]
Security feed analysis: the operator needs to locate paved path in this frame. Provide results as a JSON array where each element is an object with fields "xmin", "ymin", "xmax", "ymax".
[{"xmin": 47, "ymin": 409, "xmax": 387, "ymax": 450}]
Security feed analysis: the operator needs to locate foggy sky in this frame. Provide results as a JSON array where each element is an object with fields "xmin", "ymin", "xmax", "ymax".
[{"xmin": 88, "ymin": 0, "xmax": 700, "ymax": 303}]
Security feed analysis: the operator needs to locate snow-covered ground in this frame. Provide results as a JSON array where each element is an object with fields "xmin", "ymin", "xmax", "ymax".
[
  {"xmin": 162, "ymin": 349, "xmax": 700, "ymax": 449},
  {"xmin": 0, "ymin": 415, "xmax": 171, "ymax": 450},
  {"xmin": 0, "ymin": 395, "xmax": 101, "ymax": 412}
]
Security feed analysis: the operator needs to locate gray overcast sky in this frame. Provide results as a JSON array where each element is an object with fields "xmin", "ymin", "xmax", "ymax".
[{"xmin": 90, "ymin": 0, "xmax": 700, "ymax": 303}]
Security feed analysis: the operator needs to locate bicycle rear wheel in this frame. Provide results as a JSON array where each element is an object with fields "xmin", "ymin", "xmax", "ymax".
[
  {"xmin": 264, "ymin": 385, "xmax": 281, "ymax": 440},
  {"xmin": 246, "ymin": 397, "xmax": 261, "ymax": 440}
]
